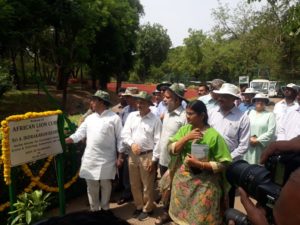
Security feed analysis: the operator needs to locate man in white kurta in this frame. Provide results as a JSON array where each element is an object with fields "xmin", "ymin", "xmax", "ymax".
[{"xmin": 65, "ymin": 90, "xmax": 123, "ymax": 211}]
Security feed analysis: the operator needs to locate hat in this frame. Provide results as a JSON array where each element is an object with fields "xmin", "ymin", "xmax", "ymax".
[
  {"xmin": 252, "ymin": 93, "xmax": 269, "ymax": 104},
  {"xmin": 167, "ymin": 83, "xmax": 187, "ymax": 101},
  {"xmin": 156, "ymin": 81, "xmax": 172, "ymax": 91},
  {"xmin": 133, "ymin": 91, "xmax": 154, "ymax": 105},
  {"xmin": 213, "ymin": 83, "xmax": 240, "ymax": 98},
  {"xmin": 285, "ymin": 83, "xmax": 299, "ymax": 92},
  {"xmin": 242, "ymin": 87, "xmax": 257, "ymax": 95},
  {"xmin": 92, "ymin": 90, "xmax": 111, "ymax": 105},
  {"xmin": 122, "ymin": 87, "xmax": 139, "ymax": 96},
  {"xmin": 152, "ymin": 89, "xmax": 160, "ymax": 95},
  {"xmin": 210, "ymin": 79, "xmax": 225, "ymax": 91}
]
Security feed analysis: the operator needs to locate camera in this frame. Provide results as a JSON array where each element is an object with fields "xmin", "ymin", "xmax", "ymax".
[{"xmin": 224, "ymin": 153, "xmax": 300, "ymax": 225}]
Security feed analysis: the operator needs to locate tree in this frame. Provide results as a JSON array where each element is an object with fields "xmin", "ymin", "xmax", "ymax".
[
  {"xmin": 134, "ymin": 23, "xmax": 171, "ymax": 82},
  {"xmin": 88, "ymin": 0, "xmax": 143, "ymax": 91}
]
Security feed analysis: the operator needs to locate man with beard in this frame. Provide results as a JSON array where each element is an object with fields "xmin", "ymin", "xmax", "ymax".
[
  {"xmin": 208, "ymin": 83, "xmax": 250, "ymax": 207},
  {"xmin": 155, "ymin": 83, "xmax": 187, "ymax": 225},
  {"xmin": 273, "ymin": 83, "xmax": 299, "ymax": 135}
]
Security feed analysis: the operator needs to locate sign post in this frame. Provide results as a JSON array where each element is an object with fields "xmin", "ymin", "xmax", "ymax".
[{"xmin": 1, "ymin": 111, "xmax": 65, "ymax": 214}]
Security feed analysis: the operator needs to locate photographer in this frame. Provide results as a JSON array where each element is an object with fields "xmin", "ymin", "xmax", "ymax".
[
  {"xmin": 260, "ymin": 136, "xmax": 300, "ymax": 164},
  {"xmin": 228, "ymin": 136, "xmax": 300, "ymax": 225}
]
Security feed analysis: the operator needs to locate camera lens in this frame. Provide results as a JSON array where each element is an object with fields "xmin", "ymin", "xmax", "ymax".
[
  {"xmin": 224, "ymin": 209, "xmax": 249, "ymax": 225},
  {"xmin": 226, "ymin": 160, "xmax": 271, "ymax": 198}
]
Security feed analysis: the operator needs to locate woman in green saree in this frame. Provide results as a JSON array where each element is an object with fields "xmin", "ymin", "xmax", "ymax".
[{"xmin": 168, "ymin": 100, "xmax": 232, "ymax": 225}]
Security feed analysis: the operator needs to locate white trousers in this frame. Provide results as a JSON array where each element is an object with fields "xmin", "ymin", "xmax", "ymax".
[{"xmin": 86, "ymin": 179, "xmax": 112, "ymax": 211}]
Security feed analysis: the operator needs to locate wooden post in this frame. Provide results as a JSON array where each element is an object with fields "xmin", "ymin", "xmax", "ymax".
[{"xmin": 56, "ymin": 114, "xmax": 66, "ymax": 215}]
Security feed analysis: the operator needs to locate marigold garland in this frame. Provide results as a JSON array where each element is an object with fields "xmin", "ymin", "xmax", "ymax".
[
  {"xmin": 0, "ymin": 110, "xmax": 81, "ymax": 212},
  {"xmin": 0, "ymin": 110, "xmax": 62, "ymax": 185}
]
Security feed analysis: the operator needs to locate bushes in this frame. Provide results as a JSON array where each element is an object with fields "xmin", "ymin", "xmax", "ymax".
[{"xmin": 0, "ymin": 67, "xmax": 13, "ymax": 97}]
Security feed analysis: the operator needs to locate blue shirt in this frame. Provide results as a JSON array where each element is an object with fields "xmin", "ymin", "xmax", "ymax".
[{"xmin": 238, "ymin": 103, "xmax": 255, "ymax": 113}]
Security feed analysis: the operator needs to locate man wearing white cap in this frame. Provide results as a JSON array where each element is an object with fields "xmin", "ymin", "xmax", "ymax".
[
  {"xmin": 208, "ymin": 83, "xmax": 250, "ymax": 207},
  {"xmin": 238, "ymin": 88, "xmax": 257, "ymax": 113},
  {"xmin": 273, "ymin": 83, "xmax": 299, "ymax": 135}
]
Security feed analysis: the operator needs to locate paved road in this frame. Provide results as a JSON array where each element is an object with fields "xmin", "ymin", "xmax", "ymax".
[{"xmin": 49, "ymin": 185, "xmax": 247, "ymax": 225}]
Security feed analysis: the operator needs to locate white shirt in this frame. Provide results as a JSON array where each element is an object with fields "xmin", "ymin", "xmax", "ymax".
[
  {"xmin": 70, "ymin": 110, "xmax": 123, "ymax": 180},
  {"xmin": 120, "ymin": 105, "xmax": 136, "ymax": 125},
  {"xmin": 273, "ymin": 99, "xmax": 299, "ymax": 133},
  {"xmin": 159, "ymin": 106, "xmax": 187, "ymax": 167},
  {"xmin": 277, "ymin": 107, "xmax": 300, "ymax": 141},
  {"xmin": 208, "ymin": 106, "xmax": 250, "ymax": 160},
  {"xmin": 121, "ymin": 110, "xmax": 162, "ymax": 161},
  {"xmin": 198, "ymin": 94, "xmax": 219, "ymax": 112}
]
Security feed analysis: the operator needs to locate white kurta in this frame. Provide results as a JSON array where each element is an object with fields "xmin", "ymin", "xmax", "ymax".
[{"xmin": 70, "ymin": 110, "xmax": 123, "ymax": 180}]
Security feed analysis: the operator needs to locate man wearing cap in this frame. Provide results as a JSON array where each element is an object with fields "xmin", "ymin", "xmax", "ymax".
[
  {"xmin": 198, "ymin": 79, "xmax": 225, "ymax": 111},
  {"xmin": 121, "ymin": 91, "xmax": 162, "ymax": 221},
  {"xmin": 65, "ymin": 90, "xmax": 123, "ymax": 211},
  {"xmin": 117, "ymin": 87, "xmax": 139, "ymax": 205},
  {"xmin": 274, "ymin": 83, "xmax": 299, "ymax": 135},
  {"xmin": 238, "ymin": 88, "xmax": 257, "ymax": 113},
  {"xmin": 208, "ymin": 83, "xmax": 250, "ymax": 207},
  {"xmin": 120, "ymin": 87, "xmax": 139, "ymax": 125},
  {"xmin": 155, "ymin": 83, "xmax": 187, "ymax": 225}
]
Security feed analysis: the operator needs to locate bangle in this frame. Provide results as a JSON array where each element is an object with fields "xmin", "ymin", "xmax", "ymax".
[{"xmin": 200, "ymin": 162, "xmax": 205, "ymax": 170}]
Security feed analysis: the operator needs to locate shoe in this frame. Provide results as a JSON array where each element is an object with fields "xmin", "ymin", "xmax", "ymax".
[
  {"xmin": 154, "ymin": 213, "xmax": 171, "ymax": 225},
  {"xmin": 132, "ymin": 209, "xmax": 142, "ymax": 218},
  {"xmin": 117, "ymin": 197, "xmax": 132, "ymax": 205},
  {"xmin": 137, "ymin": 211, "xmax": 153, "ymax": 221}
]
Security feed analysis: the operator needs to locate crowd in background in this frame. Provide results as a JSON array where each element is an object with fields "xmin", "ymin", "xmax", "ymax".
[{"xmin": 65, "ymin": 79, "xmax": 300, "ymax": 225}]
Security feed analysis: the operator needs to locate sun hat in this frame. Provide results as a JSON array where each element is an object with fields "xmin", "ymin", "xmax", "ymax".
[
  {"xmin": 213, "ymin": 83, "xmax": 240, "ymax": 98},
  {"xmin": 167, "ymin": 83, "xmax": 188, "ymax": 102},
  {"xmin": 133, "ymin": 91, "xmax": 154, "ymax": 105},
  {"xmin": 285, "ymin": 83, "xmax": 299, "ymax": 92},
  {"xmin": 121, "ymin": 87, "xmax": 139, "ymax": 96},
  {"xmin": 242, "ymin": 87, "xmax": 257, "ymax": 95},
  {"xmin": 92, "ymin": 90, "xmax": 111, "ymax": 105},
  {"xmin": 156, "ymin": 81, "xmax": 172, "ymax": 91},
  {"xmin": 252, "ymin": 93, "xmax": 269, "ymax": 104}
]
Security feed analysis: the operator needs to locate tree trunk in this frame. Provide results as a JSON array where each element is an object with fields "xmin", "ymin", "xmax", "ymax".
[
  {"xmin": 56, "ymin": 65, "xmax": 64, "ymax": 90},
  {"xmin": 10, "ymin": 49, "xmax": 20, "ymax": 90},
  {"xmin": 20, "ymin": 50, "xmax": 26, "ymax": 87},
  {"xmin": 80, "ymin": 66, "xmax": 84, "ymax": 90},
  {"xmin": 116, "ymin": 73, "xmax": 122, "ymax": 93}
]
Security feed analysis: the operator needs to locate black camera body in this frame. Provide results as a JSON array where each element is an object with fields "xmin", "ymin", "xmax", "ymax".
[{"xmin": 224, "ymin": 153, "xmax": 300, "ymax": 225}]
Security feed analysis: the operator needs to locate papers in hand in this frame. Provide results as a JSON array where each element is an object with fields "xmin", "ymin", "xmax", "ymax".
[{"xmin": 191, "ymin": 143, "xmax": 209, "ymax": 160}]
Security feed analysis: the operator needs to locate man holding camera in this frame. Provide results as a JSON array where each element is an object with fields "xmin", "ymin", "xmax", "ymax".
[{"xmin": 228, "ymin": 136, "xmax": 300, "ymax": 225}]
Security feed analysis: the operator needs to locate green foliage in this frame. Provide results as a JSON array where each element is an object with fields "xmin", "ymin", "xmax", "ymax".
[
  {"xmin": 134, "ymin": 23, "xmax": 172, "ymax": 81},
  {"xmin": 0, "ymin": 66, "xmax": 13, "ymax": 97},
  {"xmin": 8, "ymin": 190, "xmax": 51, "ymax": 225}
]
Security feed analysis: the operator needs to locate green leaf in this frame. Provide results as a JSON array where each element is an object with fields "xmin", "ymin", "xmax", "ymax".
[
  {"xmin": 25, "ymin": 210, "xmax": 32, "ymax": 225},
  {"xmin": 10, "ymin": 214, "xmax": 24, "ymax": 225}
]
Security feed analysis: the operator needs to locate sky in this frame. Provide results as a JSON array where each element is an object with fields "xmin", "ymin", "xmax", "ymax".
[{"xmin": 139, "ymin": 0, "xmax": 263, "ymax": 47}]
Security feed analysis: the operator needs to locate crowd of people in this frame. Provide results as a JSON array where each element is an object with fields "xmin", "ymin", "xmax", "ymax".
[{"xmin": 65, "ymin": 79, "xmax": 300, "ymax": 225}]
